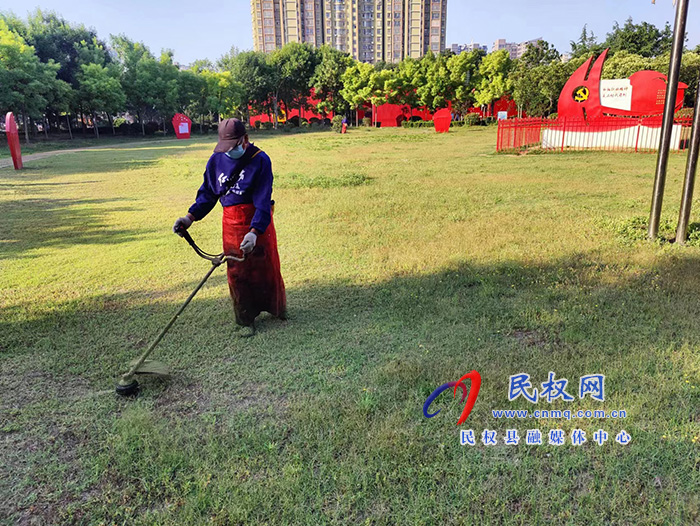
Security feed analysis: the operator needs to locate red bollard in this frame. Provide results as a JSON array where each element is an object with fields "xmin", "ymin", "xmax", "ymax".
[
  {"xmin": 341, "ymin": 122, "xmax": 347, "ymax": 134},
  {"xmin": 6, "ymin": 112, "xmax": 22, "ymax": 170}
]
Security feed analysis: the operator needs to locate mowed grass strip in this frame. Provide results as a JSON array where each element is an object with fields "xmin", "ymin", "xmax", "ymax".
[{"xmin": 0, "ymin": 127, "xmax": 698, "ymax": 525}]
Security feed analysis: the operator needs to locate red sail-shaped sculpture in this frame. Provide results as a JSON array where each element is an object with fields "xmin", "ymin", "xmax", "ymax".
[
  {"xmin": 5, "ymin": 112, "xmax": 22, "ymax": 170},
  {"xmin": 558, "ymin": 49, "xmax": 686, "ymax": 121}
]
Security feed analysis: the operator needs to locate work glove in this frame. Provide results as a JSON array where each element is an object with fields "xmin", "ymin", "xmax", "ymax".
[
  {"xmin": 240, "ymin": 231, "xmax": 257, "ymax": 254},
  {"xmin": 173, "ymin": 215, "xmax": 193, "ymax": 235}
]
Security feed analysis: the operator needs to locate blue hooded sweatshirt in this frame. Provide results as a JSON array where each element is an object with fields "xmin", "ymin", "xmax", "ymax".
[{"xmin": 188, "ymin": 147, "xmax": 273, "ymax": 233}]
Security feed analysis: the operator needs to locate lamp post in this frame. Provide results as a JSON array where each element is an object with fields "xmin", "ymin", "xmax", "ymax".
[
  {"xmin": 648, "ymin": 0, "xmax": 690, "ymax": 239},
  {"xmin": 675, "ymin": 76, "xmax": 700, "ymax": 244}
]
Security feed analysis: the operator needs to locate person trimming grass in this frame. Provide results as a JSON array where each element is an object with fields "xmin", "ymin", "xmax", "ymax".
[{"xmin": 173, "ymin": 118, "xmax": 286, "ymax": 337}]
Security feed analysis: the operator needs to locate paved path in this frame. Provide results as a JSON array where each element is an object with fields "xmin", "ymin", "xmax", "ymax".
[{"xmin": 0, "ymin": 139, "xmax": 186, "ymax": 169}]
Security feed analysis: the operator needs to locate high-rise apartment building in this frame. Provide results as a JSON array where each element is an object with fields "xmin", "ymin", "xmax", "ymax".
[
  {"xmin": 449, "ymin": 41, "xmax": 488, "ymax": 55},
  {"xmin": 251, "ymin": 0, "xmax": 447, "ymax": 63},
  {"xmin": 491, "ymin": 37, "xmax": 543, "ymax": 60}
]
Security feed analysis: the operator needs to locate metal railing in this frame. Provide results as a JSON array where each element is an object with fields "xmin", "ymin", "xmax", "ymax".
[{"xmin": 496, "ymin": 116, "xmax": 694, "ymax": 153}]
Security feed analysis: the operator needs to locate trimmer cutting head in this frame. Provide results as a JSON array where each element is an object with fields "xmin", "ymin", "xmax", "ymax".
[
  {"xmin": 115, "ymin": 360, "xmax": 171, "ymax": 397},
  {"xmin": 115, "ymin": 229, "xmax": 243, "ymax": 398}
]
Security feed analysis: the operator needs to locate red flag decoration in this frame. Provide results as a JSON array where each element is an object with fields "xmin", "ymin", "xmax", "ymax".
[
  {"xmin": 172, "ymin": 113, "xmax": 192, "ymax": 139},
  {"xmin": 5, "ymin": 112, "xmax": 22, "ymax": 170}
]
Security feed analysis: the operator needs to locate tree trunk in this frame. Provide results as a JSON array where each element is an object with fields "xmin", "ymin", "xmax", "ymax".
[
  {"xmin": 81, "ymin": 110, "xmax": 87, "ymax": 137},
  {"xmin": 22, "ymin": 112, "xmax": 30, "ymax": 144},
  {"xmin": 66, "ymin": 114, "xmax": 73, "ymax": 139},
  {"xmin": 139, "ymin": 110, "xmax": 145, "ymax": 136},
  {"xmin": 43, "ymin": 116, "xmax": 49, "ymax": 139},
  {"xmin": 272, "ymin": 95, "xmax": 279, "ymax": 130},
  {"xmin": 200, "ymin": 114, "xmax": 204, "ymax": 134},
  {"xmin": 163, "ymin": 116, "xmax": 167, "ymax": 136},
  {"xmin": 92, "ymin": 112, "xmax": 100, "ymax": 138},
  {"xmin": 108, "ymin": 113, "xmax": 115, "ymax": 136}
]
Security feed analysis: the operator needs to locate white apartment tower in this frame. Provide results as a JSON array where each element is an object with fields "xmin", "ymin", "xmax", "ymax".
[{"xmin": 251, "ymin": 0, "xmax": 447, "ymax": 63}]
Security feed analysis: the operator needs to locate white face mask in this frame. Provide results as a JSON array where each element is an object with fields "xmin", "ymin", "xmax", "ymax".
[{"xmin": 226, "ymin": 144, "xmax": 245, "ymax": 159}]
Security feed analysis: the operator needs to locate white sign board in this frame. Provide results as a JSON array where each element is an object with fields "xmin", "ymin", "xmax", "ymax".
[
  {"xmin": 178, "ymin": 122, "xmax": 189, "ymax": 134},
  {"xmin": 497, "ymin": 111, "xmax": 508, "ymax": 120},
  {"xmin": 600, "ymin": 79, "xmax": 633, "ymax": 111}
]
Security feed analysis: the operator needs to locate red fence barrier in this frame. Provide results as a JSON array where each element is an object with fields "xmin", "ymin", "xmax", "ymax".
[{"xmin": 497, "ymin": 116, "xmax": 694, "ymax": 153}]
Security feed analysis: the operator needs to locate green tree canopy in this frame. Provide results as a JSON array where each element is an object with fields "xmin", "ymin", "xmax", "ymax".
[
  {"xmin": 474, "ymin": 50, "xmax": 513, "ymax": 110},
  {"xmin": 2, "ymin": 9, "xmax": 110, "ymax": 88},
  {"xmin": 570, "ymin": 24, "xmax": 605, "ymax": 58},
  {"xmin": 604, "ymin": 18, "xmax": 673, "ymax": 58},
  {"xmin": 311, "ymin": 45, "xmax": 353, "ymax": 115},
  {"xmin": 447, "ymin": 50, "xmax": 484, "ymax": 113},
  {"xmin": 223, "ymin": 50, "xmax": 274, "ymax": 121},
  {"xmin": 519, "ymin": 40, "xmax": 560, "ymax": 68},
  {"xmin": 0, "ymin": 19, "xmax": 64, "ymax": 141},
  {"xmin": 77, "ymin": 62, "xmax": 126, "ymax": 136}
]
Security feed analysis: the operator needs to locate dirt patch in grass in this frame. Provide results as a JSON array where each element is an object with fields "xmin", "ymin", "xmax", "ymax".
[
  {"xmin": 212, "ymin": 382, "xmax": 289, "ymax": 415},
  {"xmin": 510, "ymin": 328, "xmax": 549, "ymax": 347},
  {"xmin": 150, "ymin": 379, "xmax": 288, "ymax": 422},
  {"xmin": 0, "ymin": 370, "xmax": 93, "ymax": 412},
  {"xmin": 153, "ymin": 380, "xmax": 211, "ymax": 417},
  {"xmin": 1, "ymin": 423, "xmax": 89, "ymax": 525}
]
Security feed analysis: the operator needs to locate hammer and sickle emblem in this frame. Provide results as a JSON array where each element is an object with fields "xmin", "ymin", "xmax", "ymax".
[{"xmin": 573, "ymin": 86, "xmax": 590, "ymax": 103}]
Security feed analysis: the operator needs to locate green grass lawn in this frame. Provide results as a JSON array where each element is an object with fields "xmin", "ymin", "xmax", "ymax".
[{"xmin": 1, "ymin": 126, "xmax": 698, "ymax": 525}]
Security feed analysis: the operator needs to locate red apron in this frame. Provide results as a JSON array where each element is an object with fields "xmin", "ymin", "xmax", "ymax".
[{"xmin": 222, "ymin": 204, "xmax": 286, "ymax": 326}]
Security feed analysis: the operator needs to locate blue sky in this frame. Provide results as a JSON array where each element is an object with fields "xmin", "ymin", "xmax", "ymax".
[{"xmin": 3, "ymin": 0, "xmax": 698, "ymax": 65}]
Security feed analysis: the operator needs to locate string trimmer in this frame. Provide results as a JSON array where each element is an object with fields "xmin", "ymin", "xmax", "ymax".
[{"xmin": 115, "ymin": 228, "xmax": 244, "ymax": 396}]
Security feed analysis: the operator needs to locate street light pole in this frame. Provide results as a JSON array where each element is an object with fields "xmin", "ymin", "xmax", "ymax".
[
  {"xmin": 648, "ymin": 0, "xmax": 690, "ymax": 239},
  {"xmin": 675, "ymin": 76, "xmax": 700, "ymax": 244}
]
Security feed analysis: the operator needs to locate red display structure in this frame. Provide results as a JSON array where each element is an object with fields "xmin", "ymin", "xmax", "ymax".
[
  {"xmin": 172, "ymin": 113, "xmax": 192, "ymax": 139},
  {"xmin": 433, "ymin": 108, "xmax": 451, "ymax": 133},
  {"xmin": 538, "ymin": 49, "xmax": 690, "ymax": 151},
  {"xmin": 558, "ymin": 49, "xmax": 686, "ymax": 120},
  {"xmin": 5, "ymin": 112, "xmax": 22, "ymax": 170}
]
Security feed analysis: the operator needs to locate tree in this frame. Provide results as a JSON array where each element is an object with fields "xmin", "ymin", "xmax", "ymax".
[
  {"xmin": 151, "ymin": 50, "xmax": 182, "ymax": 134},
  {"xmin": 519, "ymin": 40, "xmax": 560, "ymax": 68},
  {"xmin": 202, "ymin": 70, "xmax": 245, "ymax": 121},
  {"xmin": 570, "ymin": 24, "xmax": 604, "ymax": 58},
  {"xmin": 77, "ymin": 62, "xmax": 126, "ymax": 137},
  {"xmin": 190, "ymin": 58, "xmax": 214, "ymax": 74},
  {"xmin": 177, "ymin": 69, "xmax": 206, "ymax": 115},
  {"xmin": 0, "ymin": 19, "xmax": 62, "ymax": 143},
  {"xmin": 511, "ymin": 61, "xmax": 572, "ymax": 117},
  {"xmin": 651, "ymin": 51, "xmax": 700, "ymax": 107},
  {"xmin": 2, "ymin": 10, "xmax": 111, "ymax": 135},
  {"xmin": 217, "ymin": 46, "xmax": 241, "ymax": 72},
  {"xmin": 474, "ymin": 50, "xmax": 512, "ymax": 113},
  {"xmin": 110, "ymin": 35, "xmax": 158, "ymax": 135},
  {"xmin": 267, "ymin": 43, "xmax": 318, "ymax": 127},
  {"xmin": 3, "ymin": 9, "xmax": 110, "ymax": 86},
  {"xmin": 384, "ymin": 58, "xmax": 421, "ymax": 108},
  {"xmin": 311, "ymin": 45, "xmax": 353, "ymax": 116},
  {"xmin": 603, "ymin": 18, "xmax": 674, "ymax": 58},
  {"xmin": 224, "ymin": 50, "xmax": 273, "ymax": 123},
  {"xmin": 447, "ymin": 50, "xmax": 484, "ymax": 114},
  {"xmin": 601, "ymin": 51, "xmax": 651, "ymax": 79},
  {"xmin": 340, "ymin": 61, "xmax": 378, "ymax": 122},
  {"xmin": 415, "ymin": 52, "xmax": 455, "ymax": 111}
]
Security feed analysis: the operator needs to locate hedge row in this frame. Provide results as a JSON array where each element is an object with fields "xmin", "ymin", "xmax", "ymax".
[{"xmin": 401, "ymin": 119, "xmax": 484, "ymax": 128}]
